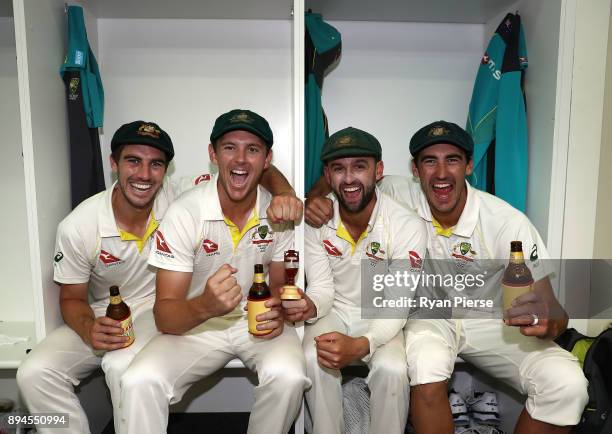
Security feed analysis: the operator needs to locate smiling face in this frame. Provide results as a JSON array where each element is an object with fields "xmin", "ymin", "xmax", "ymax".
[
  {"xmin": 412, "ymin": 143, "xmax": 473, "ymax": 226},
  {"xmin": 110, "ymin": 144, "xmax": 167, "ymax": 210},
  {"xmin": 324, "ymin": 156, "xmax": 383, "ymax": 214},
  {"xmin": 209, "ymin": 130, "xmax": 272, "ymax": 207}
]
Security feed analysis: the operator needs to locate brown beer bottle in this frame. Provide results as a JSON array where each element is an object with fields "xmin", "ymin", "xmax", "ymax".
[
  {"xmin": 247, "ymin": 264, "xmax": 272, "ymax": 336},
  {"xmin": 106, "ymin": 285, "xmax": 135, "ymax": 347},
  {"xmin": 501, "ymin": 241, "xmax": 534, "ymax": 312}
]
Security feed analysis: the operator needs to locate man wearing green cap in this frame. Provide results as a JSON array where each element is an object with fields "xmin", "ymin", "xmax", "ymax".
[
  {"xmin": 119, "ymin": 109, "xmax": 309, "ymax": 434},
  {"xmin": 17, "ymin": 121, "xmax": 182, "ymax": 434},
  {"xmin": 305, "ymin": 121, "xmax": 588, "ymax": 434},
  {"xmin": 288, "ymin": 126, "xmax": 427, "ymax": 433}
]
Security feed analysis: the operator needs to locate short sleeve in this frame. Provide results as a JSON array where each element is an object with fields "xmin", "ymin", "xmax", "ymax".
[
  {"xmin": 53, "ymin": 220, "xmax": 94, "ymax": 284},
  {"xmin": 149, "ymin": 200, "xmax": 201, "ymax": 273}
]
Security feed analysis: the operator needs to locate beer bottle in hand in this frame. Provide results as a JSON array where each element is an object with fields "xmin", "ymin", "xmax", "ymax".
[
  {"xmin": 106, "ymin": 285, "xmax": 135, "ymax": 347},
  {"xmin": 247, "ymin": 264, "xmax": 272, "ymax": 336},
  {"xmin": 501, "ymin": 241, "xmax": 534, "ymax": 314}
]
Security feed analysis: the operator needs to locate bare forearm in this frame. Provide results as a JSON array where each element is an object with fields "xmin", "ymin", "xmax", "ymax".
[
  {"xmin": 306, "ymin": 175, "xmax": 331, "ymax": 198},
  {"xmin": 262, "ymin": 165, "xmax": 295, "ymax": 196},
  {"xmin": 153, "ymin": 298, "xmax": 213, "ymax": 335},
  {"xmin": 60, "ymin": 299, "xmax": 95, "ymax": 344}
]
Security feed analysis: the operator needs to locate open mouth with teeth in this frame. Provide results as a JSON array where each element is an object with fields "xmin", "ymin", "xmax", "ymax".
[
  {"xmin": 342, "ymin": 184, "xmax": 362, "ymax": 202},
  {"xmin": 229, "ymin": 168, "xmax": 250, "ymax": 188},
  {"xmin": 432, "ymin": 182, "xmax": 453, "ymax": 200},
  {"xmin": 129, "ymin": 182, "xmax": 153, "ymax": 193}
]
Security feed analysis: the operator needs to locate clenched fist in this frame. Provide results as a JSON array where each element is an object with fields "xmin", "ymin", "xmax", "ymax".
[
  {"xmin": 267, "ymin": 192, "xmax": 304, "ymax": 224},
  {"xmin": 200, "ymin": 264, "xmax": 242, "ymax": 318}
]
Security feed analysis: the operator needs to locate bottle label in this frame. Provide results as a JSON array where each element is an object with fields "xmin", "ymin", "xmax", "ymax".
[
  {"xmin": 247, "ymin": 299, "xmax": 272, "ymax": 335},
  {"xmin": 119, "ymin": 315, "xmax": 135, "ymax": 347},
  {"xmin": 253, "ymin": 273, "xmax": 265, "ymax": 284},
  {"xmin": 110, "ymin": 295, "xmax": 122, "ymax": 305},
  {"xmin": 501, "ymin": 282, "xmax": 533, "ymax": 311},
  {"xmin": 509, "ymin": 252, "xmax": 525, "ymax": 263}
]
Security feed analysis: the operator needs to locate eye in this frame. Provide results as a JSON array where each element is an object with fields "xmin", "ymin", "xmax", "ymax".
[
  {"xmin": 222, "ymin": 144, "xmax": 235, "ymax": 152},
  {"xmin": 152, "ymin": 161, "xmax": 165, "ymax": 168},
  {"xmin": 126, "ymin": 157, "xmax": 139, "ymax": 165},
  {"xmin": 248, "ymin": 145, "xmax": 261, "ymax": 154}
]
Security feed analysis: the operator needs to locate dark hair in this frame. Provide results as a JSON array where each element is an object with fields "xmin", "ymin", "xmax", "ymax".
[{"xmin": 111, "ymin": 144, "xmax": 170, "ymax": 169}]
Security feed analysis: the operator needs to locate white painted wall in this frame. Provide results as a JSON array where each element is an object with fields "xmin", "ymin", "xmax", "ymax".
[
  {"xmin": 15, "ymin": 0, "xmax": 72, "ymax": 339},
  {"xmin": 0, "ymin": 16, "xmax": 33, "ymax": 322},
  {"xmin": 320, "ymin": 20, "xmax": 484, "ymax": 178},
  {"xmin": 96, "ymin": 18, "xmax": 294, "ymax": 184}
]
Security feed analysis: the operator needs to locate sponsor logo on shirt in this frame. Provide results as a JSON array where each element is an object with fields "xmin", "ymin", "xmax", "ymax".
[
  {"xmin": 202, "ymin": 239, "xmax": 219, "ymax": 256},
  {"xmin": 451, "ymin": 242, "xmax": 477, "ymax": 263},
  {"xmin": 323, "ymin": 240, "xmax": 342, "ymax": 257},
  {"xmin": 481, "ymin": 52, "xmax": 501, "ymax": 80},
  {"xmin": 54, "ymin": 252, "xmax": 64, "ymax": 263},
  {"xmin": 409, "ymin": 250, "xmax": 423, "ymax": 269},
  {"xmin": 365, "ymin": 241, "xmax": 385, "ymax": 262},
  {"xmin": 99, "ymin": 250, "xmax": 123, "ymax": 267},
  {"xmin": 194, "ymin": 174, "xmax": 211, "ymax": 185},
  {"xmin": 155, "ymin": 231, "xmax": 174, "ymax": 258}
]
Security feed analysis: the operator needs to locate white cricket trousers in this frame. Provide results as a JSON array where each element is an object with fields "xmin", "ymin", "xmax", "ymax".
[
  {"xmin": 303, "ymin": 310, "xmax": 410, "ymax": 434},
  {"xmin": 16, "ymin": 298, "xmax": 158, "ymax": 434},
  {"xmin": 119, "ymin": 316, "xmax": 310, "ymax": 434},
  {"xmin": 405, "ymin": 318, "xmax": 589, "ymax": 426}
]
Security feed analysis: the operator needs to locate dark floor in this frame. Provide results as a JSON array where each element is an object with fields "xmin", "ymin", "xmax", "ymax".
[{"xmin": 102, "ymin": 413, "xmax": 296, "ymax": 434}]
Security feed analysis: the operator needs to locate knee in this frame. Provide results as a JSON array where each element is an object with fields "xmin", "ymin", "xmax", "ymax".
[
  {"xmin": 524, "ymin": 357, "xmax": 588, "ymax": 425},
  {"xmin": 405, "ymin": 336, "xmax": 453, "ymax": 386},
  {"xmin": 530, "ymin": 357, "xmax": 587, "ymax": 398},
  {"xmin": 101, "ymin": 354, "xmax": 132, "ymax": 380},
  {"xmin": 259, "ymin": 358, "xmax": 309, "ymax": 392},
  {"xmin": 120, "ymin": 362, "xmax": 164, "ymax": 395}
]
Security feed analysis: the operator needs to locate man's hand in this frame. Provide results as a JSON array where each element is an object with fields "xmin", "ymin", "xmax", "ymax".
[
  {"xmin": 304, "ymin": 196, "xmax": 333, "ymax": 228},
  {"xmin": 314, "ymin": 332, "xmax": 370, "ymax": 369},
  {"xmin": 199, "ymin": 264, "xmax": 242, "ymax": 318},
  {"xmin": 280, "ymin": 287, "xmax": 317, "ymax": 322},
  {"xmin": 505, "ymin": 289, "xmax": 566, "ymax": 339},
  {"xmin": 267, "ymin": 192, "xmax": 303, "ymax": 224},
  {"xmin": 252, "ymin": 297, "xmax": 284, "ymax": 339},
  {"xmin": 87, "ymin": 317, "xmax": 128, "ymax": 351}
]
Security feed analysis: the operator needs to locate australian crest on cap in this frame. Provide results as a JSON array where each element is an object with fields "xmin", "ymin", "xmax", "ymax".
[
  {"xmin": 428, "ymin": 125, "xmax": 450, "ymax": 137},
  {"xmin": 138, "ymin": 123, "xmax": 161, "ymax": 139},
  {"xmin": 230, "ymin": 112, "xmax": 253, "ymax": 124},
  {"xmin": 337, "ymin": 135, "xmax": 352, "ymax": 146}
]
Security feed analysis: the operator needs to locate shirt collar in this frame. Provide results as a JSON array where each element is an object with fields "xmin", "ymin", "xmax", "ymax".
[{"xmin": 99, "ymin": 179, "xmax": 171, "ymax": 238}]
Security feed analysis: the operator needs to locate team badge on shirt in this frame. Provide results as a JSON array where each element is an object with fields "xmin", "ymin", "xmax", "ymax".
[
  {"xmin": 451, "ymin": 242, "xmax": 477, "ymax": 263},
  {"xmin": 99, "ymin": 250, "xmax": 124, "ymax": 267},
  {"xmin": 365, "ymin": 241, "xmax": 386, "ymax": 263},
  {"xmin": 251, "ymin": 224, "xmax": 274, "ymax": 253}
]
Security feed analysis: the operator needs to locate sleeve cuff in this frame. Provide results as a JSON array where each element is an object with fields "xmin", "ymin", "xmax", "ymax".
[{"xmin": 361, "ymin": 332, "xmax": 376, "ymax": 363}]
